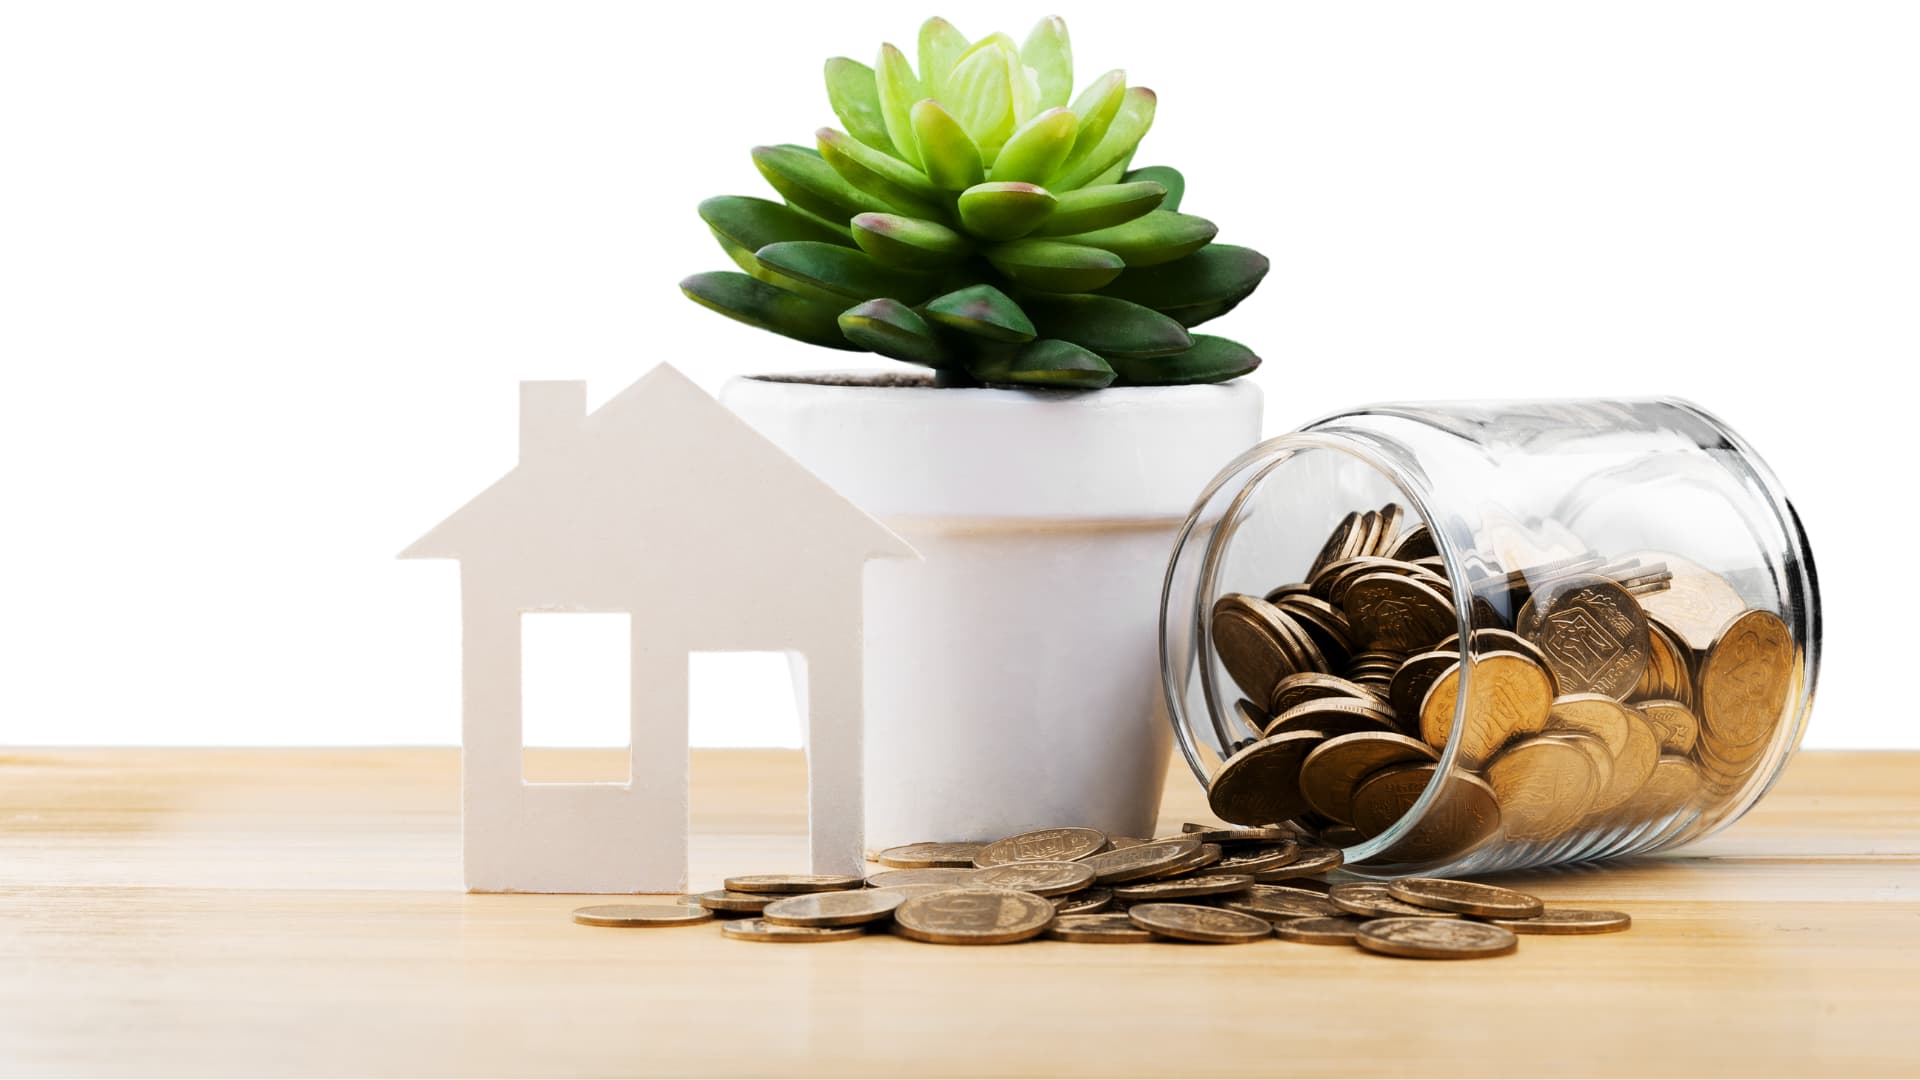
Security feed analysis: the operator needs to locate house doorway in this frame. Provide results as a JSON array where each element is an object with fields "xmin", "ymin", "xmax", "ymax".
[{"xmin": 688, "ymin": 651, "xmax": 811, "ymax": 876}]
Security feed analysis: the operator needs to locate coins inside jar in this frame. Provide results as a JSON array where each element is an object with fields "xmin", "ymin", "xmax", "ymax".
[{"xmin": 1203, "ymin": 502, "xmax": 1798, "ymax": 868}]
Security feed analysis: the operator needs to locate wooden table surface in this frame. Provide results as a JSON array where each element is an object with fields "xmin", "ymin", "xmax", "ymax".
[{"xmin": 3, "ymin": 748, "xmax": 1918, "ymax": 1077}]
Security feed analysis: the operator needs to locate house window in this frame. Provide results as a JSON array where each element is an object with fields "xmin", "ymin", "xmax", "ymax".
[
  {"xmin": 521, "ymin": 612, "xmax": 631, "ymax": 783},
  {"xmin": 688, "ymin": 652, "xmax": 804, "ymax": 748}
]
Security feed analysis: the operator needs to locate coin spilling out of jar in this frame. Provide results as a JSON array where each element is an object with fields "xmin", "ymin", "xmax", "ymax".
[
  {"xmin": 576, "ymin": 825, "xmax": 1633, "ymax": 958},
  {"xmin": 1206, "ymin": 503, "xmax": 1801, "ymax": 866}
]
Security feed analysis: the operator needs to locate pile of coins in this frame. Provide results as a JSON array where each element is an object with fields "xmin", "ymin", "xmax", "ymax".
[
  {"xmin": 571, "ymin": 825, "xmax": 1630, "ymax": 957},
  {"xmin": 1206, "ymin": 503, "xmax": 1799, "ymax": 865}
]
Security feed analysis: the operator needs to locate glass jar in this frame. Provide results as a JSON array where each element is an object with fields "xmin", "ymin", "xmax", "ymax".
[{"xmin": 1160, "ymin": 399, "xmax": 1820, "ymax": 875}]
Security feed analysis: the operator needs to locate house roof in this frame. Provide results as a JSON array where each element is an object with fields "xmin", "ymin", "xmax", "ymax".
[{"xmin": 400, "ymin": 363, "xmax": 915, "ymax": 565}]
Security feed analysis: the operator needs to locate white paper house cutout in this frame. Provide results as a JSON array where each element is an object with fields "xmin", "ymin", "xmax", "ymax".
[{"xmin": 402, "ymin": 363, "xmax": 916, "ymax": 893}]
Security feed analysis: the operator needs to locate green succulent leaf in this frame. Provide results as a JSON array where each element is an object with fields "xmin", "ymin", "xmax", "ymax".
[
  {"xmin": 1106, "ymin": 334, "xmax": 1261, "ymax": 385},
  {"xmin": 752, "ymin": 145, "xmax": 890, "ymax": 223},
  {"xmin": 990, "ymin": 107, "xmax": 1078, "ymax": 185},
  {"xmin": 1035, "ymin": 181, "xmax": 1166, "ymax": 236},
  {"xmin": 875, "ymin": 43, "xmax": 924, "ymax": 169},
  {"xmin": 1051, "ymin": 86, "xmax": 1156, "ymax": 192},
  {"xmin": 838, "ymin": 297, "xmax": 953, "ymax": 367},
  {"xmin": 823, "ymin": 58, "xmax": 896, "ymax": 156},
  {"xmin": 698, "ymin": 195, "xmax": 854, "ymax": 254},
  {"xmin": 1087, "ymin": 155, "xmax": 1134, "ymax": 188},
  {"xmin": 680, "ymin": 271, "xmax": 858, "ymax": 350},
  {"xmin": 1121, "ymin": 165, "xmax": 1184, "ymax": 212},
  {"xmin": 971, "ymin": 337, "xmax": 1116, "ymax": 389},
  {"xmin": 850, "ymin": 212, "xmax": 973, "ymax": 269},
  {"xmin": 982, "ymin": 239, "xmax": 1126, "ymax": 293},
  {"xmin": 1020, "ymin": 16, "xmax": 1074, "ymax": 112},
  {"xmin": 1059, "ymin": 209, "xmax": 1217, "ymax": 267},
  {"xmin": 1055, "ymin": 70, "xmax": 1126, "ymax": 180},
  {"xmin": 911, "ymin": 99, "xmax": 986, "ymax": 191},
  {"xmin": 922, "ymin": 283, "xmax": 1036, "ymax": 342},
  {"xmin": 755, "ymin": 240, "xmax": 933, "ymax": 304},
  {"xmin": 1095, "ymin": 244, "xmax": 1269, "ymax": 313},
  {"xmin": 816, "ymin": 127, "xmax": 947, "ymax": 220},
  {"xmin": 1022, "ymin": 293, "xmax": 1192, "ymax": 358},
  {"xmin": 957, "ymin": 182, "xmax": 1058, "ymax": 241},
  {"xmin": 917, "ymin": 17, "xmax": 970, "ymax": 103},
  {"xmin": 946, "ymin": 40, "xmax": 1017, "ymax": 163},
  {"xmin": 1156, "ymin": 298, "xmax": 1243, "ymax": 328}
]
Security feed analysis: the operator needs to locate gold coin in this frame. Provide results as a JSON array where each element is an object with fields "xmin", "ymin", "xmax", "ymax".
[
  {"xmin": 1268, "ymin": 672, "xmax": 1372, "ymax": 717},
  {"xmin": 1263, "ymin": 697, "xmax": 1399, "ymax": 740},
  {"xmin": 1418, "ymin": 652, "xmax": 1554, "ymax": 768},
  {"xmin": 1546, "ymin": 694, "xmax": 1632, "ymax": 756},
  {"xmin": 1355, "ymin": 917, "xmax": 1517, "ymax": 959},
  {"xmin": 1372, "ymin": 503, "xmax": 1406, "ymax": 557},
  {"xmin": 1265, "ymin": 607, "xmax": 1331, "ymax": 679},
  {"xmin": 1045, "ymin": 912, "xmax": 1155, "ymax": 943},
  {"xmin": 1485, "ymin": 908, "xmax": 1631, "ymax": 934},
  {"xmin": 1210, "ymin": 840, "xmax": 1301, "ymax": 875},
  {"xmin": 761, "ymin": 889, "xmax": 904, "ymax": 927},
  {"xmin": 972, "ymin": 827, "xmax": 1108, "ymax": 867},
  {"xmin": 1386, "ymin": 877, "xmax": 1544, "ymax": 918},
  {"xmin": 1128, "ymin": 902, "xmax": 1273, "ymax": 943},
  {"xmin": 1351, "ymin": 764, "xmax": 1502, "ymax": 864},
  {"xmin": 720, "ymin": 918, "xmax": 866, "ymax": 942},
  {"xmin": 865, "ymin": 867, "xmax": 975, "ymax": 889},
  {"xmin": 1299, "ymin": 731, "xmax": 1440, "ymax": 823},
  {"xmin": 1307, "ymin": 511, "xmax": 1365, "ymax": 582},
  {"xmin": 1388, "ymin": 523, "xmax": 1438, "ymax": 562},
  {"xmin": 1272, "ymin": 596, "xmax": 1357, "ymax": 667},
  {"xmin": 1112, "ymin": 874, "xmax": 1255, "ymax": 901},
  {"xmin": 1181, "ymin": 823, "xmax": 1299, "ymax": 844},
  {"xmin": 871, "ymin": 883, "xmax": 966, "ymax": 901},
  {"xmin": 1250, "ymin": 845, "xmax": 1344, "ymax": 881},
  {"xmin": 721, "ymin": 874, "xmax": 864, "ymax": 895},
  {"xmin": 1328, "ymin": 881, "xmax": 1457, "ymax": 919},
  {"xmin": 695, "ymin": 889, "xmax": 775, "ymax": 913},
  {"xmin": 1516, "ymin": 575, "xmax": 1651, "ymax": 699},
  {"xmin": 1636, "ymin": 618, "xmax": 1695, "ymax": 707},
  {"xmin": 968, "ymin": 860, "xmax": 1096, "ymax": 897},
  {"xmin": 1212, "ymin": 594, "xmax": 1301, "ymax": 703},
  {"xmin": 1389, "ymin": 651, "xmax": 1458, "ymax": 729},
  {"xmin": 1220, "ymin": 883, "xmax": 1342, "ymax": 920},
  {"xmin": 1484, "ymin": 736, "xmax": 1599, "ymax": 842},
  {"xmin": 1629, "ymin": 551, "xmax": 1749, "ymax": 651},
  {"xmin": 571, "ymin": 904, "xmax": 714, "ymax": 928},
  {"xmin": 1053, "ymin": 887, "xmax": 1113, "ymax": 914},
  {"xmin": 1206, "ymin": 729, "xmax": 1323, "ymax": 825},
  {"xmin": 1077, "ymin": 835, "xmax": 1204, "ymax": 884},
  {"xmin": 891, "ymin": 887, "xmax": 1055, "ymax": 945},
  {"xmin": 1550, "ymin": 731, "xmax": 1616, "ymax": 797},
  {"xmin": 1150, "ymin": 842, "xmax": 1225, "ymax": 880},
  {"xmin": 1637, "ymin": 699, "xmax": 1701, "ymax": 755},
  {"xmin": 1342, "ymin": 572, "xmax": 1456, "ymax": 653},
  {"xmin": 1586, "ymin": 710, "xmax": 1661, "ymax": 815},
  {"xmin": 1234, "ymin": 698, "xmax": 1273, "ymax": 738},
  {"xmin": 1699, "ymin": 609, "xmax": 1795, "ymax": 750},
  {"xmin": 874, "ymin": 842, "xmax": 984, "ymax": 869},
  {"xmin": 1633, "ymin": 755, "xmax": 1704, "ymax": 820},
  {"xmin": 1273, "ymin": 915, "xmax": 1368, "ymax": 944}
]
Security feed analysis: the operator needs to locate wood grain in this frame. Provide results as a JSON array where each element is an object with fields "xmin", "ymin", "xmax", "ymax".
[{"xmin": 2, "ymin": 748, "xmax": 1917, "ymax": 1077}]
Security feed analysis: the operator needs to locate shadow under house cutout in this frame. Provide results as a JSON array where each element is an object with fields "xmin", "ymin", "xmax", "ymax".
[{"xmin": 401, "ymin": 364, "xmax": 918, "ymax": 893}]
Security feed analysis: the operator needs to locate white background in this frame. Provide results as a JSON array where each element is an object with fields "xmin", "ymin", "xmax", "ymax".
[{"xmin": 1, "ymin": 1, "xmax": 1912, "ymax": 748}]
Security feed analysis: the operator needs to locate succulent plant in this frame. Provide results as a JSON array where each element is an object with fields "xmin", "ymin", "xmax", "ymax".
[{"xmin": 681, "ymin": 16, "xmax": 1269, "ymax": 389}]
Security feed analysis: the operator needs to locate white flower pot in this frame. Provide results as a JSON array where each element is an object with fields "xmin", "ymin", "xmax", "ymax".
[{"xmin": 721, "ymin": 373, "xmax": 1264, "ymax": 849}]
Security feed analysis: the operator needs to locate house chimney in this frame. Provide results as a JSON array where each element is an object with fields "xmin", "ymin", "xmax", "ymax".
[{"xmin": 519, "ymin": 381, "xmax": 586, "ymax": 464}]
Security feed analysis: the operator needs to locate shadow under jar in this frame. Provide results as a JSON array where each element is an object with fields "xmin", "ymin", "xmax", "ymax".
[{"xmin": 1161, "ymin": 399, "xmax": 1820, "ymax": 876}]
